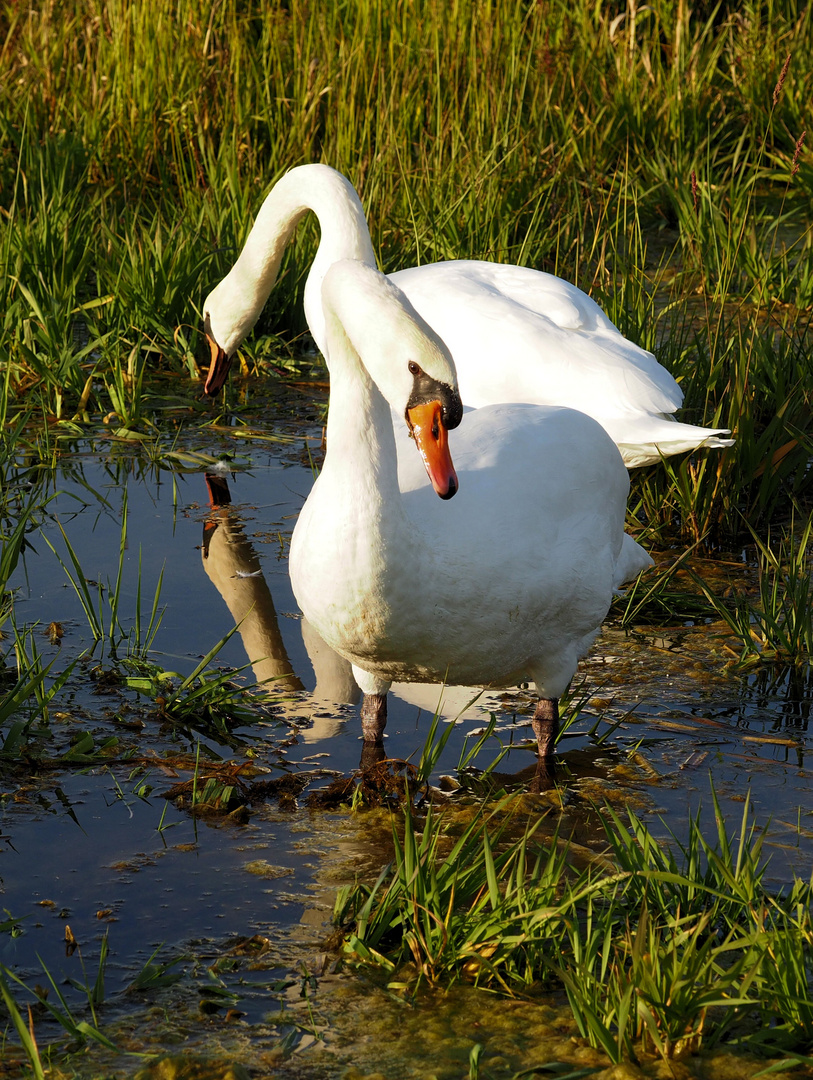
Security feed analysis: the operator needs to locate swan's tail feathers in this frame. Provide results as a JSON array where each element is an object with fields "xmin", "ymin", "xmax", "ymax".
[
  {"xmin": 606, "ymin": 416, "xmax": 735, "ymax": 469},
  {"xmin": 693, "ymin": 433, "xmax": 736, "ymax": 450},
  {"xmin": 614, "ymin": 534, "xmax": 654, "ymax": 593}
]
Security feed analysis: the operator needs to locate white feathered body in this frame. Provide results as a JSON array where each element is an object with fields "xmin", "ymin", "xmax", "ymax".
[{"xmin": 291, "ymin": 388, "xmax": 652, "ymax": 699}]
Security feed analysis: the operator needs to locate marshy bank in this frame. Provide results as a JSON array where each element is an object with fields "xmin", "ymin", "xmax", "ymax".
[
  {"xmin": 1, "ymin": 396, "xmax": 813, "ymax": 1078},
  {"xmin": 2, "ymin": 0, "xmax": 813, "ymax": 1075}
]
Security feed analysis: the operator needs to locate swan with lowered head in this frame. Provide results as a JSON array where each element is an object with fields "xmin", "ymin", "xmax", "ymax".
[
  {"xmin": 202, "ymin": 164, "xmax": 733, "ymax": 468},
  {"xmin": 233, "ymin": 257, "xmax": 652, "ymax": 757}
]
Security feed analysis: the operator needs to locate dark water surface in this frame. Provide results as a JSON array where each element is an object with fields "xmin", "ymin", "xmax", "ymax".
[{"xmin": 3, "ymin": 425, "xmax": 813, "ymax": 1075}]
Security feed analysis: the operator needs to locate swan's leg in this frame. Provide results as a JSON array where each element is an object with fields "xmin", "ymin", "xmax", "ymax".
[
  {"xmin": 359, "ymin": 741, "xmax": 387, "ymax": 770},
  {"xmin": 353, "ymin": 666, "xmax": 391, "ymax": 745},
  {"xmin": 531, "ymin": 697, "xmax": 558, "ymax": 759},
  {"xmin": 360, "ymin": 693, "xmax": 388, "ymax": 743}
]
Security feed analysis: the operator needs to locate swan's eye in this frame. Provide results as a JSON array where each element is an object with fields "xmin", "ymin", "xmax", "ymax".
[{"xmin": 408, "ymin": 361, "xmax": 421, "ymax": 376}]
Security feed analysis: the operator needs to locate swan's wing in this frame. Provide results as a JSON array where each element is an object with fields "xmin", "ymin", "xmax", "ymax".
[
  {"xmin": 398, "ymin": 402, "xmax": 639, "ymax": 602},
  {"xmin": 389, "ymin": 260, "xmax": 683, "ymax": 421}
]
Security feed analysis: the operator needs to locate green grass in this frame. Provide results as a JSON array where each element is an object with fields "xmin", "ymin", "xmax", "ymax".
[
  {"xmin": 0, "ymin": 0, "xmax": 811, "ymax": 542},
  {"xmin": 0, "ymin": 515, "xmax": 280, "ymax": 765},
  {"xmin": 0, "ymin": 941, "xmax": 188, "ymax": 1076},
  {"xmin": 8, "ymin": 778, "xmax": 809, "ymax": 1075},
  {"xmin": 687, "ymin": 515, "xmax": 813, "ymax": 665},
  {"xmin": 334, "ymin": 787, "xmax": 813, "ymax": 1067}
]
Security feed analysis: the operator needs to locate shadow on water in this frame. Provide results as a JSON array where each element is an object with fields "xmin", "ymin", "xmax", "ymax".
[{"xmin": 2, "ymin": 434, "xmax": 813, "ymax": 1075}]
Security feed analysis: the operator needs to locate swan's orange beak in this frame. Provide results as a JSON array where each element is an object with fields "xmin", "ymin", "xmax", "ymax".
[
  {"xmin": 204, "ymin": 335, "xmax": 232, "ymax": 397},
  {"xmin": 406, "ymin": 400, "xmax": 458, "ymax": 500}
]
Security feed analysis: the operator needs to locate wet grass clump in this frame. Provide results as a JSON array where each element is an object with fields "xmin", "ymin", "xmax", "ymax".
[{"xmin": 335, "ymin": 789, "xmax": 813, "ymax": 1069}]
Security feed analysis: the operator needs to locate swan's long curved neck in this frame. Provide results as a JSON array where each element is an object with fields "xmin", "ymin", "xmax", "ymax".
[
  {"xmin": 300, "ymin": 168, "xmax": 377, "ymax": 356},
  {"xmin": 289, "ymin": 258, "xmax": 459, "ymax": 675},
  {"xmin": 318, "ymin": 323, "xmax": 404, "ymax": 532},
  {"xmin": 290, "ymin": 315, "xmax": 418, "ymax": 647},
  {"xmin": 207, "ymin": 166, "xmax": 375, "ymax": 356},
  {"xmin": 217, "ymin": 165, "xmax": 377, "ymax": 357}
]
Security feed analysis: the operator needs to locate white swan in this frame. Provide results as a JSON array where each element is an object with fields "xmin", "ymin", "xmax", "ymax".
[
  {"xmin": 202, "ymin": 164, "xmax": 733, "ymax": 468},
  {"xmin": 279, "ymin": 258, "xmax": 653, "ymax": 757}
]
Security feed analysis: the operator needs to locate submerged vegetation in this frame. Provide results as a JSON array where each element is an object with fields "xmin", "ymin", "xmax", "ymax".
[{"xmin": 1, "ymin": 0, "xmax": 813, "ymax": 1075}]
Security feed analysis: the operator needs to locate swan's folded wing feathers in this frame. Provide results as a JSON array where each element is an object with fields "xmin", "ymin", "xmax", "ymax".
[{"xmin": 391, "ymin": 260, "xmax": 683, "ymax": 420}]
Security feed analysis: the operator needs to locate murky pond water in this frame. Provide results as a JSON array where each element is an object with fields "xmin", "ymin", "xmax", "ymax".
[{"xmin": 3, "ymin": 400, "xmax": 813, "ymax": 1076}]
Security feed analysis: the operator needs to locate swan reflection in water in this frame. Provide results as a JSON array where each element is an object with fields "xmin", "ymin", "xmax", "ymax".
[
  {"xmin": 199, "ymin": 473, "xmax": 556, "ymax": 788},
  {"xmin": 200, "ymin": 472, "xmax": 303, "ymax": 694}
]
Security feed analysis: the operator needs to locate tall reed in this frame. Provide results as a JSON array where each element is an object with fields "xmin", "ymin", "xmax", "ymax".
[{"xmin": 1, "ymin": 0, "xmax": 811, "ymax": 540}]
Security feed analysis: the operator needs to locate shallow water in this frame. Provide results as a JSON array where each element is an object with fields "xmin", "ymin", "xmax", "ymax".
[{"xmin": 2, "ymin": 416, "xmax": 813, "ymax": 1075}]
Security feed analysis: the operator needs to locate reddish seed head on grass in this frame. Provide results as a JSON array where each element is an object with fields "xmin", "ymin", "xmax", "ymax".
[
  {"xmin": 773, "ymin": 53, "xmax": 791, "ymax": 107},
  {"xmin": 792, "ymin": 130, "xmax": 806, "ymax": 177}
]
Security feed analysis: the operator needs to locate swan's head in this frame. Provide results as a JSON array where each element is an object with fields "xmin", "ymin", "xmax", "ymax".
[
  {"xmin": 322, "ymin": 260, "xmax": 463, "ymax": 499},
  {"xmin": 403, "ymin": 359, "xmax": 463, "ymax": 500},
  {"xmin": 202, "ymin": 276, "xmax": 259, "ymax": 397}
]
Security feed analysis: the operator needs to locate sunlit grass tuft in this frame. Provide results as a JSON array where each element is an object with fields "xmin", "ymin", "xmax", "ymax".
[
  {"xmin": 335, "ymin": 785, "xmax": 813, "ymax": 1066},
  {"xmin": 689, "ymin": 516, "xmax": 813, "ymax": 666}
]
